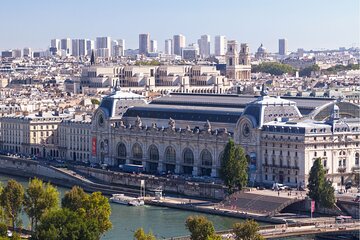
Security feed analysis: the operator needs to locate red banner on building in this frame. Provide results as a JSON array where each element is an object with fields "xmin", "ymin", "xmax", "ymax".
[
  {"xmin": 92, "ymin": 137, "xmax": 97, "ymax": 156},
  {"xmin": 311, "ymin": 200, "xmax": 315, "ymax": 213}
]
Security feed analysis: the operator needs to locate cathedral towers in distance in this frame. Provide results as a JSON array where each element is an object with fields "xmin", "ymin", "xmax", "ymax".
[{"xmin": 226, "ymin": 40, "xmax": 251, "ymax": 80}]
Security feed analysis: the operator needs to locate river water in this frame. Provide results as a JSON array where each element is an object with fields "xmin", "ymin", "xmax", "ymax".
[{"xmin": 0, "ymin": 173, "xmax": 247, "ymax": 239}]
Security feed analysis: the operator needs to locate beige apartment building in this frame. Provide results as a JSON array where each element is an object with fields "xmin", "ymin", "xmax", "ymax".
[{"xmin": 79, "ymin": 65, "xmax": 231, "ymax": 94}]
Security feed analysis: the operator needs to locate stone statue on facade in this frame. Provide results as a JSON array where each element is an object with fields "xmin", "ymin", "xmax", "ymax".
[
  {"xmin": 204, "ymin": 120, "xmax": 211, "ymax": 133},
  {"xmin": 119, "ymin": 119, "xmax": 125, "ymax": 128},
  {"xmin": 186, "ymin": 125, "xmax": 192, "ymax": 132},
  {"xmin": 168, "ymin": 118, "xmax": 176, "ymax": 130},
  {"xmin": 135, "ymin": 116, "xmax": 142, "ymax": 128}
]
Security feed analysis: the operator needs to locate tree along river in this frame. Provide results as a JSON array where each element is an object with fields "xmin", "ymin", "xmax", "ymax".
[{"xmin": 0, "ymin": 173, "xmax": 258, "ymax": 239}]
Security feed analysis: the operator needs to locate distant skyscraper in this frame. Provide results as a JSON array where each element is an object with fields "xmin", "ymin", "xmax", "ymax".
[
  {"xmin": 96, "ymin": 37, "xmax": 111, "ymax": 58},
  {"xmin": 150, "ymin": 40, "xmax": 158, "ymax": 53},
  {"xmin": 173, "ymin": 34, "xmax": 186, "ymax": 56},
  {"xmin": 198, "ymin": 35, "xmax": 211, "ymax": 58},
  {"xmin": 51, "ymin": 39, "xmax": 61, "ymax": 50},
  {"xmin": 215, "ymin": 35, "xmax": 227, "ymax": 56},
  {"xmin": 111, "ymin": 40, "xmax": 118, "ymax": 57},
  {"xmin": 78, "ymin": 39, "xmax": 87, "ymax": 56},
  {"xmin": 164, "ymin": 39, "xmax": 172, "ymax": 55},
  {"xmin": 23, "ymin": 47, "xmax": 32, "ymax": 58},
  {"xmin": 279, "ymin": 38, "xmax": 287, "ymax": 55},
  {"xmin": 182, "ymin": 43, "xmax": 199, "ymax": 60},
  {"xmin": 118, "ymin": 39, "xmax": 125, "ymax": 56},
  {"xmin": 72, "ymin": 39, "xmax": 80, "ymax": 57},
  {"xmin": 86, "ymin": 40, "xmax": 95, "ymax": 56},
  {"xmin": 139, "ymin": 33, "xmax": 150, "ymax": 55},
  {"xmin": 60, "ymin": 38, "xmax": 72, "ymax": 55},
  {"xmin": 12, "ymin": 49, "xmax": 22, "ymax": 58}
]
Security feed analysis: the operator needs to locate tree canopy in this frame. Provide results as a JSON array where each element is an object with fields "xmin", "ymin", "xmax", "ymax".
[
  {"xmin": 34, "ymin": 208, "xmax": 100, "ymax": 240},
  {"xmin": 299, "ymin": 64, "xmax": 320, "ymax": 77},
  {"xmin": 252, "ymin": 62, "xmax": 295, "ymax": 76},
  {"xmin": 220, "ymin": 139, "xmax": 248, "ymax": 193},
  {"xmin": 62, "ymin": 186, "xmax": 112, "ymax": 236},
  {"xmin": 185, "ymin": 216, "xmax": 221, "ymax": 240},
  {"xmin": 233, "ymin": 220, "xmax": 264, "ymax": 240},
  {"xmin": 307, "ymin": 158, "xmax": 335, "ymax": 208},
  {"xmin": 322, "ymin": 64, "xmax": 359, "ymax": 75},
  {"xmin": 24, "ymin": 178, "xmax": 59, "ymax": 231},
  {"xmin": 0, "ymin": 180, "xmax": 24, "ymax": 229},
  {"xmin": 134, "ymin": 228, "xmax": 157, "ymax": 240}
]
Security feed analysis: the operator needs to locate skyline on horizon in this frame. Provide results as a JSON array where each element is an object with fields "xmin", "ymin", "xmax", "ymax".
[{"xmin": 0, "ymin": 0, "xmax": 359, "ymax": 52}]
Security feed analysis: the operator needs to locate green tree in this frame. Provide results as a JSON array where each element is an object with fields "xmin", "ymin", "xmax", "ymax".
[
  {"xmin": 185, "ymin": 216, "xmax": 220, "ymax": 240},
  {"xmin": 83, "ymin": 192, "xmax": 112, "ymax": 234},
  {"xmin": 34, "ymin": 208, "xmax": 100, "ymax": 240},
  {"xmin": 320, "ymin": 180, "xmax": 336, "ymax": 208},
  {"xmin": 233, "ymin": 220, "xmax": 264, "ymax": 240},
  {"xmin": 24, "ymin": 178, "xmax": 59, "ymax": 231},
  {"xmin": 62, "ymin": 186, "xmax": 112, "ymax": 236},
  {"xmin": 91, "ymin": 99, "xmax": 100, "ymax": 105},
  {"xmin": 307, "ymin": 158, "xmax": 325, "ymax": 204},
  {"xmin": 307, "ymin": 158, "xmax": 335, "ymax": 208},
  {"xmin": 252, "ymin": 62, "xmax": 295, "ymax": 76},
  {"xmin": 0, "ymin": 180, "xmax": 24, "ymax": 229},
  {"xmin": 220, "ymin": 139, "xmax": 248, "ymax": 193},
  {"xmin": 61, "ymin": 186, "xmax": 87, "ymax": 212},
  {"xmin": 299, "ymin": 64, "xmax": 320, "ymax": 77},
  {"xmin": 0, "ymin": 222, "xmax": 7, "ymax": 237},
  {"xmin": 134, "ymin": 228, "xmax": 156, "ymax": 240}
]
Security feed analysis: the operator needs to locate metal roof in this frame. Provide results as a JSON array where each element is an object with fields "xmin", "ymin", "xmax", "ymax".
[{"xmin": 124, "ymin": 105, "xmax": 243, "ymax": 123}]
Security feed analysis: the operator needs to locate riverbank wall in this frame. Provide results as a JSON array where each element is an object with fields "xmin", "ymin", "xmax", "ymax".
[{"xmin": 74, "ymin": 166, "xmax": 227, "ymax": 200}]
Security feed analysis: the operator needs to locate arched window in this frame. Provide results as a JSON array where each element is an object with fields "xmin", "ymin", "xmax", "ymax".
[
  {"xmin": 132, "ymin": 143, "xmax": 143, "ymax": 159},
  {"xmin": 201, "ymin": 149, "xmax": 212, "ymax": 167},
  {"xmin": 218, "ymin": 151, "xmax": 224, "ymax": 165},
  {"xmin": 165, "ymin": 146, "xmax": 176, "ymax": 163},
  {"xmin": 148, "ymin": 145, "xmax": 159, "ymax": 161},
  {"xmin": 355, "ymin": 153, "xmax": 359, "ymax": 165},
  {"xmin": 117, "ymin": 142, "xmax": 126, "ymax": 158},
  {"xmin": 183, "ymin": 148, "xmax": 194, "ymax": 165}
]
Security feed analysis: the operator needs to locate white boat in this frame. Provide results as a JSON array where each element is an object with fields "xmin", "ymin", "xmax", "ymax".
[{"xmin": 110, "ymin": 194, "xmax": 145, "ymax": 206}]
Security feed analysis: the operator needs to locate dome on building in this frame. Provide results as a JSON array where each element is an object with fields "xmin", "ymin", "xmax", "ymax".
[
  {"xmin": 257, "ymin": 43, "xmax": 267, "ymax": 53},
  {"xmin": 99, "ymin": 86, "xmax": 147, "ymax": 119}
]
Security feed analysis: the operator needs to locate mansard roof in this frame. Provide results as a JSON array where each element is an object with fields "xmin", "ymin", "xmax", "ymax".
[
  {"xmin": 123, "ymin": 105, "xmax": 243, "ymax": 123},
  {"xmin": 310, "ymin": 101, "xmax": 360, "ymax": 121},
  {"xmin": 151, "ymin": 93, "xmax": 334, "ymax": 116}
]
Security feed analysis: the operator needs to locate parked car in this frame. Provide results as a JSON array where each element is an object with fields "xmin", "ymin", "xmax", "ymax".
[{"xmin": 272, "ymin": 183, "xmax": 289, "ymax": 191}]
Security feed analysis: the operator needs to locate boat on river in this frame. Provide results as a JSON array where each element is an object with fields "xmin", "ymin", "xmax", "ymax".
[{"xmin": 110, "ymin": 194, "xmax": 145, "ymax": 206}]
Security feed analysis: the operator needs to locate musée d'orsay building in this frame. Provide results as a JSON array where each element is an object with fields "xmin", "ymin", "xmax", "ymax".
[
  {"xmin": 90, "ymin": 85, "xmax": 359, "ymax": 187},
  {"xmin": 1, "ymin": 85, "xmax": 359, "ymax": 188}
]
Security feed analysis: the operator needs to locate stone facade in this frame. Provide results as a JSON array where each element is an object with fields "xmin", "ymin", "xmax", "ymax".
[{"xmin": 0, "ymin": 89, "xmax": 359, "ymax": 187}]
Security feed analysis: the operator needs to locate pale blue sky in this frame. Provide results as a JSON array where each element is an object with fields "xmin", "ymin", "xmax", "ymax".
[{"xmin": 0, "ymin": 0, "xmax": 359, "ymax": 52}]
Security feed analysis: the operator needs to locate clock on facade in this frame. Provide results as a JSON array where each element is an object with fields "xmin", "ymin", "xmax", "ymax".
[
  {"xmin": 98, "ymin": 114, "xmax": 104, "ymax": 127},
  {"xmin": 242, "ymin": 122, "xmax": 250, "ymax": 137}
]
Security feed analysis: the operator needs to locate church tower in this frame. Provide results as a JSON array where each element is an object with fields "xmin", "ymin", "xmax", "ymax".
[
  {"xmin": 225, "ymin": 40, "xmax": 239, "ymax": 79},
  {"xmin": 239, "ymin": 43, "xmax": 250, "ymax": 65},
  {"xmin": 225, "ymin": 41, "xmax": 251, "ymax": 80}
]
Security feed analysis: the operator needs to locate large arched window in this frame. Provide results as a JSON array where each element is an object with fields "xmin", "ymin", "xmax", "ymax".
[
  {"xmin": 148, "ymin": 145, "xmax": 159, "ymax": 161},
  {"xmin": 117, "ymin": 142, "xmax": 126, "ymax": 158},
  {"xmin": 165, "ymin": 146, "xmax": 176, "ymax": 163},
  {"xmin": 183, "ymin": 148, "xmax": 194, "ymax": 165},
  {"xmin": 355, "ymin": 152, "xmax": 359, "ymax": 165},
  {"xmin": 132, "ymin": 143, "xmax": 143, "ymax": 159},
  {"xmin": 218, "ymin": 151, "xmax": 224, "ymax": 165},
  {"xmin": 201, "ymin": 149, "xmax": 212, "ymax": 166}
]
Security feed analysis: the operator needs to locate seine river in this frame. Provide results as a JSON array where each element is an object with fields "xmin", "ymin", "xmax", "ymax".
[{"xmin": 0, "ymin": 173, "xmax": 245, "ymax": 239}]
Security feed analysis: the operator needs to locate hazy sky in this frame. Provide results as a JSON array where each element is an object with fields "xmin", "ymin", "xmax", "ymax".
[{"xmin": 1, "ymin": 0, "xmax": 359, "ymax": 52}]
